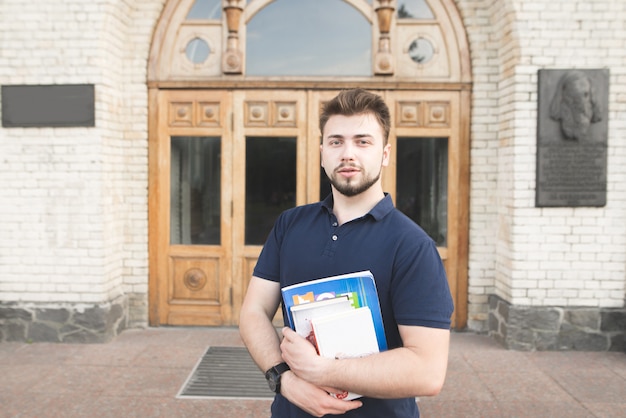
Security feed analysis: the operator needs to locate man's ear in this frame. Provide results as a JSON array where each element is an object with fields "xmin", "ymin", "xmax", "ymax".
[{"xmin": 382, "ymin": 143, "xmax": 391, "ymax": 167}]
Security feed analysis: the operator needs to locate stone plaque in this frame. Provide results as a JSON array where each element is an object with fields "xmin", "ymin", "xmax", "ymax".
[
  {"xmin": 1, "ymin": 84, "xmax": 95, "ymax": 127},
  {"xmin": 536, "ymin": 69, "xmax": 609, "ymax": 207}
]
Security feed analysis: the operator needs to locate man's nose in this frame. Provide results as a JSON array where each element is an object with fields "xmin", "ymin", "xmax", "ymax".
[{"xmin": 340, "ymin": 142, "xmax": 356, "ymax": 161}]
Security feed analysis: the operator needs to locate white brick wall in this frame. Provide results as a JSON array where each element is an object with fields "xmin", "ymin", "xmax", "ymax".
[
  {"xmin": 458, "ymin": 0, "xmax": 626, "ymax": 330},
  {"xmin": 0, "ymin": 0, "xmax": 624, "ymax": 331},
  {"xmin": 0, "ymin": 0, "xmax": 163, "ymax": 324}
]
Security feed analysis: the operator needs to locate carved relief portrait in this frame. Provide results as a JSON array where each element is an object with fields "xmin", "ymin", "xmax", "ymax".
[
  {"xmin": 549, "ymin": 71, "xmax": 603, "ymax": 141},
  {"xmin": 538, "ymin": 69, "xmax": 609, "ymax": 144}
]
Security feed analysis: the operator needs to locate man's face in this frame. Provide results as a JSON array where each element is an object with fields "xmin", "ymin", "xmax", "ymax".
[{"xmin": 320, "ymin": 113, "xmax": 390, "ymax": 197}]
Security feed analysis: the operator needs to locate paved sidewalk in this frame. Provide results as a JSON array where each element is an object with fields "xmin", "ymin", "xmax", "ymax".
[{"xmin": 0, "ymin": 328, "xmax": 624, "ymax": 418}]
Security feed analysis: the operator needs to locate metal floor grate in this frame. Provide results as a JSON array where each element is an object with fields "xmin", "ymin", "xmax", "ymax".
[{"xmin": 177, "ymin": 346, "xmax": 274, "ymax": 399}]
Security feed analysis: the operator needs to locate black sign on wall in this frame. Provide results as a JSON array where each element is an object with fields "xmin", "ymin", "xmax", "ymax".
[
  {"xmin": 536, "ymin": 69, "xmax": 609, "ymax": 207},
  {"xmin": 1, "ymin": 84, "xmax": 95, "ymax": 128}
]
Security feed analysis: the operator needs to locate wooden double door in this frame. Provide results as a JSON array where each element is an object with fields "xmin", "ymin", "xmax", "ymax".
[{"xmin": 149, "ymin": 88, "xmax": 468, "ymax": 328}]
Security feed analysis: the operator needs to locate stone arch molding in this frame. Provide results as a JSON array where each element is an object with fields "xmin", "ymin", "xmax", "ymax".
[{"xmin": 148, "ymin": 0, "xmax": 471, "ymax": 83}]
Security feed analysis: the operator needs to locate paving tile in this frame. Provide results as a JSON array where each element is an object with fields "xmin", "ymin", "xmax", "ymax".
[
  {"xmin": 582, "ymin": 352, "xmax": 626, "ymax": 380},
  {"xmin": 464, "ymin": 348, "xmax": 541, "ymax": 374},
  {"xmin": 163, "ymin": 398, "xmax": 273, "ymax": 418},
  {"xmin": 28, "ymin": 365, "xmax": 117, "ymax": 394},
  {"xmin": 131, "ymin": 344, "xmax": 208, "ymax": 368},
  {"xmin": 494, "ymin": 400, "xmax": 594, "ymax": 418},
  {"xmin": 0, "ymin": 392, "xmax": 65, "ymax": 418},
  {"xmin": 0, "ymin": 342, "xmax": 23, "ymax": 362},
  {"xmin": 477, "ymin": 371, "xmax": 573, "ymax": 403},
  {"xmin": 547, "ymin": 367, "xmax": 626, "ymax": 404},
  {"xmin": 0, "ymin": 364, "xmax": 58, "ymax": 394},
  {"xmin": 0, "ymin": 342, "xmax": 80, "ymax": 365},
  {"xmin": 437, "ymin": 371, "xmax": 495, "ymax": 402},
  {"xmin": 529, "ymin": 351, "xmax": 623, "ymax": 374},
  {"xmin": 583, "ymin": 401, "xmax": 626, "ymax": 418},
  {"xmin": 102, "ymin": 366, "xmax": 191, "ymax": 397},
  {"xmin": 418, "ymin": 400, "xmax": 505, "ymax": 418},
  {"xmin": 446, "ymin": 350, "xmax": 476, "ymax": 374},
  {"xmin": 450, "ymin": 331, "xmax": 502, "ymax": 351},
  {"xmin": 61, "ymin": 342, "xmax": 145, "ymax": 366}
]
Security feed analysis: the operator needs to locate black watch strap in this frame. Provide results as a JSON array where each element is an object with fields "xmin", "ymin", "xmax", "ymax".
[{"xmin": 268, "ymin": 362, "xmax": 290, "ymax": 375}]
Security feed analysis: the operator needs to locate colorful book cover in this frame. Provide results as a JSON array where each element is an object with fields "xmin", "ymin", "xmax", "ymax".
[{"xmin": 281, "ymin": 270, "xmax": 387, "ymax": 351}]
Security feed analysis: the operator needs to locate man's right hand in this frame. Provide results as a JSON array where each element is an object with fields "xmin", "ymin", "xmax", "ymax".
[{"xmin": 280, "ymin": 371, "xmax": 363, "ymax": 417}]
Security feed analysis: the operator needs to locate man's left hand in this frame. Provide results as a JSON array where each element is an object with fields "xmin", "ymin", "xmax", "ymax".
[{"xmin": 280, "ymin": 327, "xmax": 330, "ymax": 386}]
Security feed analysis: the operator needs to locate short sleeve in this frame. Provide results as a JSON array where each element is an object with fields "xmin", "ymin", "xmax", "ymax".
[
  {"xmin": 252, "ymin": 214, "xmax": 284, "ymax": 283},
  {"xmin": 391, "ymin": 238, "xmax": 454, "ymax": 329}
]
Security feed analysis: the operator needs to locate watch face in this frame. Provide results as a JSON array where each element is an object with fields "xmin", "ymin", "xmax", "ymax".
[
  {"xmin": 266, "ymin": 363, "xmax": 289, "ymax": 394},
  {"xmin": 266, "ymin": 371, "xmax": 279, "ymax": 393},
  {"xmin": 267, "ymin": 374, "xmax": 278, "ymax": 392}
]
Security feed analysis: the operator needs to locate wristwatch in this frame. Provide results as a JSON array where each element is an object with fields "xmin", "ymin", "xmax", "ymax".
[{"xmin": 265, "ymin": 362, "xmax": 290, "ymax": 394}]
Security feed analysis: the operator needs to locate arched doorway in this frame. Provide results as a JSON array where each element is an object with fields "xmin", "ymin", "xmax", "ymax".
[{"xmin": 147, "ymin": 0, "xmax": 471, "ymax": 328}]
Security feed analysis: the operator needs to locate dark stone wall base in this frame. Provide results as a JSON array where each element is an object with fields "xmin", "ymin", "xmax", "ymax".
[
  {"xmin": 0, "ymin": 295, "xmax": 128, "ymax": 343},
  {"xmin": 489, "ymin": 294, "xmax": 625, "ymax": 351}
]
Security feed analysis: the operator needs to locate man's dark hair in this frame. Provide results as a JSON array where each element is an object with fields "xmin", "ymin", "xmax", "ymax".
[{"xmin": 319, "ymin": 89, "xmax": 391, "ymax": 145}]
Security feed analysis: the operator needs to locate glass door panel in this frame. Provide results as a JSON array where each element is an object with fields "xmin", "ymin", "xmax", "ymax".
[
  {"xmin": 170, "ymin": 136, "xmax": 221, "ymax": 245},
  {"xmin": 396, "ymin": 137, "xmax": 448, "ymax": 246},
  {"xmin": 245, "ymin": 136, "xmax": 297, "ymax": 245}
]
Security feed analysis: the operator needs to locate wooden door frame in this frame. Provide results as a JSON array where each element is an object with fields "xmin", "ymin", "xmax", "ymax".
[
  {"xmin": 149, "ymin": 85, "xmax": 470, "ymax": 329},
  {"xmin": 385, "ymin": 90, "xmax": 468, "ymax": 329},
  {"xmin": 148, "ymin": 89, "xmax": 234, "ymax": 326},
  {"xmin": 230, "ymin": 90, "xmax": 309, "ymax": 324}
]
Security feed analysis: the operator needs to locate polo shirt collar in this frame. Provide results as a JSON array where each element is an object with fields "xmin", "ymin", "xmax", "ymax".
[{"xmin": 321, "ymin": 193, "xmax": 394, "ymax": 221}]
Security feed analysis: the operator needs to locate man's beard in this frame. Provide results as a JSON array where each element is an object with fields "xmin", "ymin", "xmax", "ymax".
[{"xmin": 327, "ymin": 164, "xmax": 381, "ymax": 197}]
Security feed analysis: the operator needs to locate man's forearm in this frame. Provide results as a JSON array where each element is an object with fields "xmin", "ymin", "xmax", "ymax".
[
  {"xmin": 239, "ymin": 309, "xmax": 283, "ymax": 372},
  {"xmin": 320, "ymin": 345, "xmax": 448, "ymax": 398},
  {"xmin": 281, "ymin": 326, "xmax": 450, "ymax": 399}
]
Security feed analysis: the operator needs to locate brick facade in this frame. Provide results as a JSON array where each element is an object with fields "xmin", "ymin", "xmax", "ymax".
[{"xmin": 0, "ymin": 0, "xmax": 624, "ymax": 348}]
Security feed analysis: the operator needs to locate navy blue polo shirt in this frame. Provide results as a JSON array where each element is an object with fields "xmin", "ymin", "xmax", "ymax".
[{"xmin": 253, "ymin": 194, "xmax": 454, "ymax": 418}]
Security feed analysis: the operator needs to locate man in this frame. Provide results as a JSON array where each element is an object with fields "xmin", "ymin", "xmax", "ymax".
[{"xmin": 239, "ymin": 89, "xmax": 454, "ymax": 417}]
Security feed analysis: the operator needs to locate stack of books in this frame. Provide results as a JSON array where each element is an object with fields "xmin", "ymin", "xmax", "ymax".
[{"xmin": 281, "ymin": 270, "xmax": 387, "ymax": 400}]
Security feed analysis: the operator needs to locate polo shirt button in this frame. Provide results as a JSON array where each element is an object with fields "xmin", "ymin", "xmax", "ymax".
[
  {"xmin": 332, "ymin": 235, "xmax": 338, "ymax": 241},
  {"xmin": 332, "ymin": 222, "xmax": 338, "ymax": 227}
]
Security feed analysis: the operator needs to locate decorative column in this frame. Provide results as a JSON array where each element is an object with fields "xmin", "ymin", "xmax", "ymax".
[
  {"xmin": 374, "ymin": 0, "xmax": 395, "ymax": 75},
  {"xmin": 222, "ymin": 0, "xmax": 244, "ymax": 74}
]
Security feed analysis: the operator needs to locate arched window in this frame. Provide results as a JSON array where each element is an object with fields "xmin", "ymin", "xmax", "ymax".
[
  {"xmin": 246, "ymin": 0, "xmax": 371, "ymax": 76},
  {"xmin": 149, "ymin": 0, "xmax": 468, "ymax": 83}
]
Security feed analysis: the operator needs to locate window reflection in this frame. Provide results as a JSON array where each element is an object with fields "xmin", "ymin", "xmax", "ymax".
[
  {"xmin": 246, "ymin": 0, "xmax": 371, "ymax": 76},
  {"xmin": 185, "ymin": 38, "xmax": 211, "ymax": 64},
  {"xmin": 408, "ymin": 37, "xmax": 434, "ymax": 64},
  {"xmin": 397, "ymin": 0, "xmax": 435, "ymax": 19},
  {"xmin": 396, "ymin": 137, "xmax": 448, "ymax": 246},
  {"xmin": 170, "ymin": 137, "xmax": 221, "ymax": 245},
  {"xmin": 246, "ymin": 137, "xmax": 297, "ymax": 245},
  {"xmin": 186, "ymin": 0, "xmax": 222, "ymax": 20}
]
